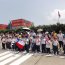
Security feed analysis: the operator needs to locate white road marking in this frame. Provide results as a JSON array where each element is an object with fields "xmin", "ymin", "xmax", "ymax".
[
  {"xmin": 45, "ymin": 54, "xmax": 53, "ymax": 57},
  {"xmin": 0, "ymin": 53, "xmax": 21, "ymax": 65},
  {"xmin": 0, "ymin": 51, "xmax": 27, "ymax": 65},
  {"xmin": 0, "ymin": 51, "xmax": 10, "ymax": 56},
  {"xmin": 0, "ymin": 53, "xmax": 14, "ymax": 61},
  {"xmin": 9, "ymin": 53, "xmax": 33, "ymax": 65},
  {"xmin": 59, "ymin": 56, "xmax": 65, "ymax": 59}
]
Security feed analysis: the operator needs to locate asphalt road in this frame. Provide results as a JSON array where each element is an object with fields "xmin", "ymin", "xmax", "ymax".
[{"xmin": 21, "ymin": 54, "xmax": 65, "ymax": 65}]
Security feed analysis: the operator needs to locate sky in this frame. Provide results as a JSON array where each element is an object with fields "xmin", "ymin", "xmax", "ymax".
[{"xmin": 0, "ymin": 0, "xmax": 65, "ymax": 26}]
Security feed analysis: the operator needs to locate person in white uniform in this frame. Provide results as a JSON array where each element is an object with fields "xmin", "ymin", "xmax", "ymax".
[
  {"xmin": 41, "ymin": 37, "xmax": 46, "ymax": 53},
  {"xmin": 36, "ymin": 36, "xmax": 41, "ymax": 53},
  {"xmin": 1, "ymin": 36, "xmax": 6, "ymax": 49},
  {"xmin": 11, "ymin": 36, "xmax": 17, "ymax": 50},
  {"xmin": 57, "ymin": 30, "xmax": 64, "ymax": 48},
  {"xmin": 63, "ymin": 35, "xmax": 65, "ymax": 55},
  {"xmin": 53, "ymin": 37, "xmax": 59, "ymax": 55}
]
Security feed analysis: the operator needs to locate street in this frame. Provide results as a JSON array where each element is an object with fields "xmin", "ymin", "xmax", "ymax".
[{"xmin": 0, "ymin": 46, "xmax": 65, "ymax": 65}]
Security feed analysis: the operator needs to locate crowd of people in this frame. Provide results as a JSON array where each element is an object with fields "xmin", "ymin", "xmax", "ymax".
[{"xmin": 0, "ymin": 30, "xmax": 65, "ymax": 55}]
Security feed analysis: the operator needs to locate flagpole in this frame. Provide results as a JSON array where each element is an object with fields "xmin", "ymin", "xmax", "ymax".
[
  {"xmin": 58, "ymin": 14, "xmax": 60, "ymax": 23},
  {"xmin": 58, "ymin": 11, "xmax": 61, "ymax": 23}
]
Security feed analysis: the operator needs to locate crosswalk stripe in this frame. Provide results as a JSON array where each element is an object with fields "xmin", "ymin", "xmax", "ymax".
[
  {"xmin": 0, "ymin": 54, "xmax": 21, "ymax": 65},
  {"xmin": 0, "ymin": 51, "xmax": 10, "ymax": 56},
  {"xmin": 0, "ymin": 51, "xmax": 27, "ymax": 65},
  {"xmin": 0, "ymin": 53, "xmax": 14, "ymax": 61},
  {"xmin": 9, "ymin": 53, "xmax": 33, "ymax": 65}
]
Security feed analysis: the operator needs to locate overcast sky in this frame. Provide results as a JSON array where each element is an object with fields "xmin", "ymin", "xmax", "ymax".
[{"xmin": 0, "ymin": 0, "xmax": 65, "ymax": 26}]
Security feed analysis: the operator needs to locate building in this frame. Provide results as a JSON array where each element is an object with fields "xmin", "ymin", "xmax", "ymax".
[
  {"xmin": 0, "ymin": 24, "xmax": 8, "ymax": 30},
  {"xmin": 10, "ymin": 19, "xmax": 33, "ymax": 29},
  {"xmin": 0, "ymin": 19, "xmax": 33, "ymax": 30}
]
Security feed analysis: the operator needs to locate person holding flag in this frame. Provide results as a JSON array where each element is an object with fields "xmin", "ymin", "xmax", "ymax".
[{"xmin": 16, "ymin": 36, "xmax": 25, "ymax": 52}]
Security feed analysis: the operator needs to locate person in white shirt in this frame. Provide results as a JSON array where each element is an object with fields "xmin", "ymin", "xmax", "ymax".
[
  {"xmin": 25, "ymin": 37, "xmax": 29, "ymax": 53},
  {"xmin": 36, "ymin": 36, "xmax": 41, "ymax": 53},
  {"xmin": 11, "ymin": 36, "xmax": 17, "ymax": 50},
  {"xmin": 1, "ymin": 36, "xmax": 6, "ymax": 49},
  {"xmin": 53, "ymin": 37, "xmax": 59, "ymax": 55},
  {"xmin": 41, "ymin": 37, "xmax": 46, "ymax": 53},
  {"xmin": 6, "ymin": 37, "xmax": 12, "ymax": 49},
  {"xmin": 31, "ymin": 36, "xmax": 36, "ymax": 53},
  {"xmin": 57, "ymin": 30, "xmax": 64, "ymax": 48},
  {"xmin": 6, "ymin": 37, "xmax": 9, "ymax": 49},
  {"xmin": 63, "ymin": 35, "xmax": 65, "ymax": 54},
  {"xmin": 45, "ymin": 37, "xmax": 51, "ymax": 54},
  {"xmin": 37, "ymin": 32, "xmax": 42, "ymax": 39}
]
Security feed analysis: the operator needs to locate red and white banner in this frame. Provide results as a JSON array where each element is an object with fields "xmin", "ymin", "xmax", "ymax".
[{"xmin": 16, "ymin": 40, "xmax": 25, "ymax": 49}]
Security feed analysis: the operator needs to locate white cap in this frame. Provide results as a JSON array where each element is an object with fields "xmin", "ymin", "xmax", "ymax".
[{"xmin": 45, "ymin": 32, "xmax": 49, "ymax": 34}]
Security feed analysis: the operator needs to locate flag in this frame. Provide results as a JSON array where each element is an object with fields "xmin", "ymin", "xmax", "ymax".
[
  {"xmin": 58, "ymin": 11, "xmax": 61, "ymax": 18},
  {"xmin": 16, "ymin": 40, "xmax": 25, "ymax": 49}
]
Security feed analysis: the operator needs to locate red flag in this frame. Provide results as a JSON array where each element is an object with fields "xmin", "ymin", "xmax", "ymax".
[
  {"xmin": 58, "ymin": 11, "xmax": 61, "ymax": 18},
  {"xmin": 16, "ymin": 40, "xmax": 25, "ymax": 49}
]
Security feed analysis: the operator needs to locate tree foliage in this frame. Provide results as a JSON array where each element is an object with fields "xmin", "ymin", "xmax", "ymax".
[
  {"xmin": 30, "ymin": 23, "xmax": 65, "ymax": 33},
  {"xmin": 0, "ymin": 23, "xmax": 65, "ymax": 33}
]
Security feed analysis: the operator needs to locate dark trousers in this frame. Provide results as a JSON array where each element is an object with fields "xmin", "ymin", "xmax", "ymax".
[
  {"xmin": 63, "ymin": 45, "xmax": 65, "ymax": 54},
  {"xmin": 6, "ymin": 42, "xmax": 11, "ymax": 49},
  {"xmin": 25, "ymin": 44, "xmax": 29, "ymax": 53},
  {"xmin": 6, "ymin": 43, "xmax": 9, "ymax": 49},
  {"xmin": 46, "ymin": 48, "xmax": 50, "ymax": 53},
  {"xmin": 15, "ymin": 43, "xmax": 21, "ymax": 51},
  {"xmin": 59, "ymin": 41, "xmax": 63, "ymax": 48},
  {"xmin": 2, "ymin": 43, "xmax": 5, "ymax": 49},
  {"xmin": 32, "ymin": 43, "xmax": 36, "ymax": 52},
  {"xmin": 42, "ymin": 44, "xmax": 46, "ymax": 53},
  {"xmin": 36, "ymin": 45, "xmax": 40, "ymax": 53},
  {"xmin": 53, "ymin": 45, "xmax": 59, "ymax": 55},
  {"xmin": 12, "ymin": 43, "xmax": 15, "ymax": 50}
]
